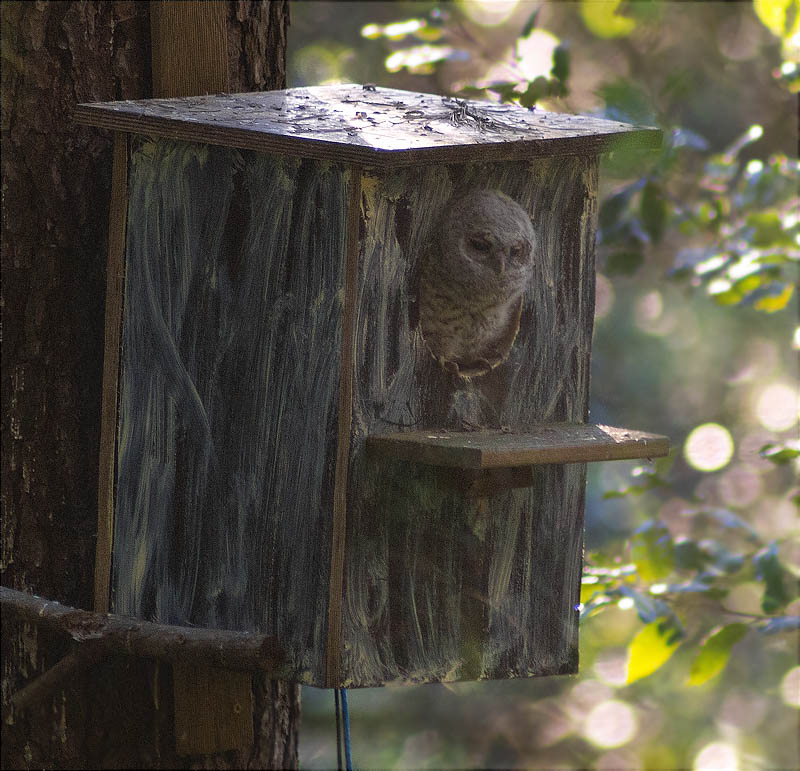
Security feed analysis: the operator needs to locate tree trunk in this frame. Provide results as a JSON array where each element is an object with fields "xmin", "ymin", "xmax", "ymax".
[{"xmin": 1, "ymin": 2, "xmax": 298, "ymax": 767}]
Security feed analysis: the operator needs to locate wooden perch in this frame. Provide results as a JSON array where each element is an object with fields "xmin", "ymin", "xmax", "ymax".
[
  {"xmin": 0, "ymin": 587, "xmax": 285, "ymax": 674},
  {"xmin": 367, "ymin": 424, "xmax": 670, "ymax": 469}
]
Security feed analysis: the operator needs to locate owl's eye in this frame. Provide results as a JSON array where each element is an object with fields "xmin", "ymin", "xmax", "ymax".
[
  {"xmin": 510, "ymin": 242, "xmax": 528, "ymax": 263},
  {"xmin": 468, "ymin": 236, "xmax": 491, "ymax": 253}
]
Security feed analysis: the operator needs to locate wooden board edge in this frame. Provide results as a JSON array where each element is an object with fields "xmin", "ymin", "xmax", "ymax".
[
  {"xmin": 94, "ymin": 132, "xmax": 129, "ymax": 614},
  {"xmin": 72, "ymin": 106, "xmax": 663, "ymax": 169},
  {"xmin": 366, "ymin": 426, "xmax": 670, "ymax": 470},
  {"xmin": 479, "ymin": 436, "xmax": 670, "ymax": 467},
  {"xmin": 325, "ymin": 165, "xmax": 362, "ymax": 688}
]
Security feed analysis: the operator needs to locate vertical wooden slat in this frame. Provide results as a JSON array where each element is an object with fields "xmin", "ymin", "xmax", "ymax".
[
  {"xmin": 149, "ymin": 2, "xmax": 255, "ymax": 755},
  {"xmin": 94, "ymin": 131, "xmax": 128, "ymax": 614},
  {"xmin": 150, "ymin": 1, "xmax": 229, "ymax": 99},
  {"xmin": 325, "ymin": 166, "xmax": 362, "ymax": 688}
]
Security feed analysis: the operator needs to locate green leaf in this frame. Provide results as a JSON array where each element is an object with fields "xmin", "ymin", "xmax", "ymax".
[
  {"xmin": 674, "ymin": 539, "xmax": 707, "ymax": 571},
  {"xmin": 520, "ymin": 7, "xmax": 540, "ymax": 38},
  {"xmin": 487, "ymin": 82, "xmax": 521, "ymax": 102},
  {"xmin": 640, "ymin": 181, "xmax": 668, "ymax": 243},
  {"xmin": 606, "ymin": 249, "xmax": 645, "ymax": 275},
  {"xmin": 754, "ymin": 542, "xmax": 791, "ymax": 613},
  {"xmin": 618, "ymin": 586, "xmax": 671, "ymax": 624},
  {"xmin": 754, "ymin": 0, "xmax": 800, "ymax": 40},
  {"xmin": 519, "ymin": 77, "xmax": 551, "ymax": 108},
  {"xmin": 687, "ymin": 623, "xmax": 749, "ymax": 686},
  {"xmin": 457, "ymin": 85, "xmax": 488, "ymax": 98},
  {"xmin": 753, "ymin": 282, "xmax": 794, "ymax": 312},
  {"xmin": 631, "ymin": 521, "xmax": 675, "ymax": 581},
  {"xmin": 551, "ymin": 44, "xmax": 570, "ymax": 83},
  {"xmin": 581, "ymin": 0, "xmax": 636, "ymax": 38},
  {"xmin": 759, "ymin": 442, "xmax": 800, "ymax": 464},
  {"xmin": 701, "ymin": 540, "xmax": 745, "ymax": 575},
  {"xmin": 747, "ymin": 211, "xmax": 795, "ymax": 247},
  {"xmin": 627, "ymin": 620, "xmax": 682, "ymax": 683}
]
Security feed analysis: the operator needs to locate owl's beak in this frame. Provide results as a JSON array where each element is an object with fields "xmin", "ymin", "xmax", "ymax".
[{"xmin": 494, "ymin": 255, "xmax": 506, "ymax": 275}]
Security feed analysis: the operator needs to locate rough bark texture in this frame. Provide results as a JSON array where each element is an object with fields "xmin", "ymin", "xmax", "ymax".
[{"xmin": 1, "ymin": 2, "xmax": 297, "ymax": 768}]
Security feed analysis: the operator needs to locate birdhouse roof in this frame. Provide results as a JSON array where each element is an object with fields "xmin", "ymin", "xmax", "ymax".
[{"xmin": 75, "ymin": 84, "xmax": 661, "ymax": 168}]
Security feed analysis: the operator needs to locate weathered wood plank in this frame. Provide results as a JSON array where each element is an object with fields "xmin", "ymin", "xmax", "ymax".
[
  {"xmin": 111, "ymin": 139, "xmax": 348, "ymax": 685},
  {"xmin": 150, "ymin": 1, "xmax": 228, "ymax": 99},
  {"xmin": 95, "ymin": 132, "xmax": 129, "ymax": 614},
  {"xmin": 325, "ymin": 166, "xmax": 362, "ymax": 688},
  {"xmin": 74, "ymin": 85, "xmax": 661, "ymax": 168},
  {"xmin": 367, "ymin": 425, "xmax": 669, "ymax": 469},
  {"xmin": 342, "ymin": 156, "xmax": 599, "ymax": 686}
]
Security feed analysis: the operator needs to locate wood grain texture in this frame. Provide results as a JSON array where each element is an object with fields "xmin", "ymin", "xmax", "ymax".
[
  {"xmin": 151, "ymin": 1, "xmax": 229, "ymax": 99},
  {"xmin": 95, "ymin": 132, "xmax": 129, "ymax": 613},
  {"xmin": 341, "ymin": 157, "xmax": 599, "ymax": 686},
  {"xmin": 173, "ymin": 663, "xmax": 253, "ymax": 756},
  {"xmin": 367, "ymin": 425, "xmax": 669, "ymax": 469},
  {"xmin": 74, "ymin": 85, "xmax": 662, "ymax": 169},
  {"xmin": 325, "ymin": 166, "xmax": 362, "ymax": 688},
  {"xmin": 112, "ymin": 138, "xmax": 349, "ymax": 685}
]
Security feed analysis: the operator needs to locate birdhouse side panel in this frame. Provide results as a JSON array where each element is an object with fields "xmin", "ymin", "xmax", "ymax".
[
  {"xmin": 112, "ymin": 139, "xmax": 349, "ymax": 683},
  {"xmin": 342, "ymin": 156, "xmax": 598, "ymax": 686}
]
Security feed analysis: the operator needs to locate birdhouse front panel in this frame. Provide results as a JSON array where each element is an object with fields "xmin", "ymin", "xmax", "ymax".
[
  {"xmin": 341, "ymin": 157, "xmax": 597, "ymax": 686},
  {"xmin": 76, "ymin": 86, "xmax": 665, "ymax": 689}
]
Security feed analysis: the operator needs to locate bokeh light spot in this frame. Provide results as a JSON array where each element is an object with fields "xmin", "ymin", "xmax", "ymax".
[
  {"xmin": 745, "ymin": 159, "xmax": 764, "ymax": 175},
  {"xmin": 583, "ymin": 700, "xmax": 638, "ymax": 748},
  {"xmin": 636, "ymin": 290, "xmax": 662, "ymax": 323},
  {"xmin": 593, "ymin": 650, "xmax": 628, "ymax": 686},
  {"xmin": 595, "ymin": 273, "xmax": 615, "ymax": 320},
  {"xmin": 718, "ymin": 465, "xmax": 764, "ymax": 507},
  {"xmin": 684, "ymin": 423, "xmax": 735, "ymax": 471},
  {"xmin": 755, "ymin": 382, "xmax": 799, "ymax": 431},
  {"xmin": 694, "ymin": 741, "xmax": 738, "ymax": 771},
  {"xmin": 459, "ymin": 0, "xmax": 519, "ymax": 27},
  {"xmin": 780, "ymin": 666, "xmax": 800, "ymax": 708}
]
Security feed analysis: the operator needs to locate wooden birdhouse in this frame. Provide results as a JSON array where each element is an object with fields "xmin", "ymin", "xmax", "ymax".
[{"xmin": 77, "ymin": 85, "xmax": 668, "ymax": 700}]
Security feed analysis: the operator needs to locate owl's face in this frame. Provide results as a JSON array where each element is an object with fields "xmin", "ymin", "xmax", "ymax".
[
  {"xmin": 437, "ymin": 190, "xmax": 535, "ymax": 298},
  {"xmin": 419, "ymin": 189, "xmax": 537, "ymax": 377}
]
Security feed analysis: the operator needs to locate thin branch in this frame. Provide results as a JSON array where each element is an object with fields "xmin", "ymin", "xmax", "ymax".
[
  {"xmin": 2, "ymin": 644, "xmax": 104, "ymax": 725},
  {"xmin": 1, "ymin": 587, "xmax": 285, "ymax": 674}
]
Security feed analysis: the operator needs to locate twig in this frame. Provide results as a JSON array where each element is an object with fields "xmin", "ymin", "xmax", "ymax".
[
  {"xmin": 0, "ymin": 587, "xmax": 285, "ymax": 674},
  {"xmin": 2, "ymin": 644, "xmax": 104, "ymax": 725}
]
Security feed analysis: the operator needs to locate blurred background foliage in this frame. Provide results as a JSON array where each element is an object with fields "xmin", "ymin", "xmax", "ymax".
[{"xmin": 289, "ymin": 2, "xmax": 799, "ymax": 769}]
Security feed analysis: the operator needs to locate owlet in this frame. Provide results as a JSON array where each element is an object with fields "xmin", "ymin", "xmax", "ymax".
[{"xmin": 418, "ymin": 189, "xmax": 536, "ymax": 377}]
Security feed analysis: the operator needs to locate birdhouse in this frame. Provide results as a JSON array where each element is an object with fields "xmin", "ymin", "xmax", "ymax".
[{"xmin": 77, "ymin": 85, "xmax": 667, "ymax": 695}]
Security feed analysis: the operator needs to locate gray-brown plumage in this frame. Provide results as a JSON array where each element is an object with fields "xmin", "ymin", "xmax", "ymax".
[{"xmin": 418, "ymin": 189, "xmax": 536, "ymax": 377}]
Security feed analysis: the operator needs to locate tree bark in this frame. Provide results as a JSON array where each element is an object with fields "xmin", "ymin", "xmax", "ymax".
[{"xmin": 1, "ymin": 2, "xmax": 297, "ymax": 768}]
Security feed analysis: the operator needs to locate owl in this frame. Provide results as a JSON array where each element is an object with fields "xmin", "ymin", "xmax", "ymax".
[{"xmin": 418, "ymin": 189, "xmax": 536, "ymax": 378}]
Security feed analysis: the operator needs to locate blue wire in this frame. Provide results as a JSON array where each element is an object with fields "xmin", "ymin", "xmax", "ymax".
[
  {"xmin": 340, "ymin": 688, "xmax": 353, "ymax": 771},
  {"xmin": 334, "ymin": 689, "xmax": 343, "ymax": 771}
]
